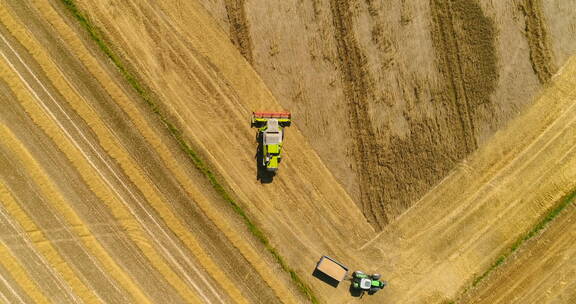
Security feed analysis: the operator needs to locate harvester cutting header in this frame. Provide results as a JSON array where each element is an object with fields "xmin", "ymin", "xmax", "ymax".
[{"xmin": 251, "ymin": 112, "xmax": 291, "ymax": 173}]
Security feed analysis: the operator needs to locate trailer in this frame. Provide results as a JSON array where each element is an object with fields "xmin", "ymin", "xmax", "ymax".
[{"xmin": 315, "ymin": 256, "xmax": 349, "ymax": 284}]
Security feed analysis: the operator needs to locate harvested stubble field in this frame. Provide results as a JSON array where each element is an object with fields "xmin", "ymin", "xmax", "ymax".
[{"xmin": 0, "ymin": 0, "xmax": 575, "ymax": 303}]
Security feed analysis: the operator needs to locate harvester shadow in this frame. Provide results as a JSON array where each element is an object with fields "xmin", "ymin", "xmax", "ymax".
[
  {"xmin": 312, "ymin": 268, "xmax": 340, "ymax": 288},
  {"xmin": 255, "ymin": 133, "xmax": 274, "ymax": 183}
]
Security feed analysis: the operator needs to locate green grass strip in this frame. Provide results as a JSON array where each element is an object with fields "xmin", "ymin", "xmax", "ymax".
[
  {"xmin": 58, "ymin": 1, "xmax": 319, "ymax": 302},
  {"xmin": 457, "ymin": 188, "xmax": 576, "ymax": 301}
]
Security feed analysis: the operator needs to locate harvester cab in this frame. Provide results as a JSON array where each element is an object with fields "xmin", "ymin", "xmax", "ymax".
[
  {"xmin": 251, "ymin": 112, "xmax": 291, "ymax": 173},
  {"xmin": 351, "ymin": 271, "xmax": 387, "ymax": 296}
]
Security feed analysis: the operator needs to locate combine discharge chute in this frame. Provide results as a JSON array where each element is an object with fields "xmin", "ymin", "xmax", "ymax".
[{"xmin": 251, "ymin": 112, "xmax": 291, "ymax": 173}]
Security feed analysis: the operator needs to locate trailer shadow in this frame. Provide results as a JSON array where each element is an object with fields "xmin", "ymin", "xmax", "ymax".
[
  {"xmin": 255, "ymin": 133, "xmax": 274, "ymax": 183},
  {"xmin": 312, "ymin": 268, "xmax": 340, "ymax": 288}
]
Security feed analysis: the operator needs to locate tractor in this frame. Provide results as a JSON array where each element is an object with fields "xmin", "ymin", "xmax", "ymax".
[
  {"xmin": 251, "ymin": 112, "xmax": 291, "ymax": 173},
  {"xmin": 351, "ymin": 271, "xmax": 387, "ymax": 296}
]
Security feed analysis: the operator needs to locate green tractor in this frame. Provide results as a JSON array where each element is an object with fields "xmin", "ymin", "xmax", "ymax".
[
  {"xmin": 251, "ymin": 112, "xmax": 291, "ymax": 173},
  {"xmin": 351, "ymin": 271, "xmax": 387, "ymax": 296}
]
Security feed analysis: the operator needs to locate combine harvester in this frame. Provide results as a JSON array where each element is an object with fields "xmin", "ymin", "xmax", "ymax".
[{"xmin": 251, "ymin": 112, "xmax": 291, "ymax": 173}]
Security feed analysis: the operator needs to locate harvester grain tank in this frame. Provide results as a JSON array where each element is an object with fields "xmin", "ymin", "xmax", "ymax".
[{"xmin": 251, "ymin": 112, "xmax": 291, "ymax": 173}]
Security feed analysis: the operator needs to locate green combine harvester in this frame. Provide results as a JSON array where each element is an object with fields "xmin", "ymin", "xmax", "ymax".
[{"xmin": 251, "ymin": 112, "xmax": 291, "ymax": 173}]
